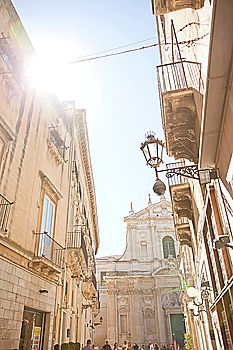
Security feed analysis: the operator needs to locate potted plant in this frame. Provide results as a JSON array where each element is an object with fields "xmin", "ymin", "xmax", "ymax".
[{"xmin": 184, "ymin": 333, "xmax": 194, "ymax": 350}]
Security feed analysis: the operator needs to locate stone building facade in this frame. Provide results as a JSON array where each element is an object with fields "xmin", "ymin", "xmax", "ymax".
[
  {"xmin": 95, "ymin": 197, "xmax": 184, "ymax": 349},
  {"xmin": 151, "ymin": 0, "xmax": 233, "ymax": 349},
  {"xmin": 0, "ymin": 1, "xmax": 99, "ymax": 349}
]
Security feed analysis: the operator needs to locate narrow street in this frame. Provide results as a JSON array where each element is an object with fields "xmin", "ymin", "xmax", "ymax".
[{"xmin": 0, "ymin": 1, "xmax": 232, "ymax": 350}]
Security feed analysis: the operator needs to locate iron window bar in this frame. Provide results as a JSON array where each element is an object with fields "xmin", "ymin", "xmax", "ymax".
[
  {"xmin": 67, "ymin": 229, "xmax": 89, "ymax": 266},
  {"xmin": 34, "ymin": 231, "xmax": 64, "ymax": 268},
  {"xmin": 48, "ymin": 125, "xmax": 68, "ymax": 159},
  {"xmin": 0, "ymin": 194, "xmax": 13, "ymax": 232}
]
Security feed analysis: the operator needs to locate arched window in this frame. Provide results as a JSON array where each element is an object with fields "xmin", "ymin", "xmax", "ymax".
[{"xmin": 162, "ymin": 236, "xmax": 176, "ymax": 258}]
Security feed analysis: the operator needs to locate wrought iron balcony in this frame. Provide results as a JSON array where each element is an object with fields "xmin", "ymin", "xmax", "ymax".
[
  {"xmin": 0, "ymin": 194, "xmax": 13, "ymax": 233},
  {"xmin": 0, "ymin": 34, "xmax": 21, "ymax": 83},
  {"xmin": 47, "ymin": 126, "xmax": 66, "ymax": 163},
  {"xmin": 67, "ymin": 229, "xmax": 89, "ymax": 268},
  {"xmin": 151, "ymin": 0, "xmax": 204, "ymax": 16},
  {"xmin": 157, "ymin": 61, "xmax": 203, "ymax": 163},
  {"xmin": 31, "ymin": 232, "xmax": 64, "ymax": 279},
  {"xmin": 157, "ymin": 61, "xmax": 202, "ymax": 94},
  {"xmin": 173, "ymin": 213, "xmax": 189, "ymax": 226}
]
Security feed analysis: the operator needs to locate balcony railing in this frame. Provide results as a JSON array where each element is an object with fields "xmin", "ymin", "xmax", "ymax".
[
  {"xmin": 157, "ymin": 61, "xmax": 202, "ymax": 95},
  {"xmin": 35, "ymin": 232, "xmax": 64, "ymax": 268},
  {"xmin": 166, "ymin": 161, "xmax": 188, "ymax": 187},
  {"xmin": 0, "ymin": 194, "xmax": 13, "ymax": 232},
  {"xmin": 173, "ymin": 214, "xmax": 189, "ymax": 226},
  {"xmin": 67, "ymin": 229, "xmax": 88, "ymax": 267},
  {"xmin": 48, "ymin": 127, "xmax": 66, "ymax": 159},
  {"xmin": 0, "ymin": 34, "xmax": 21, "ymax": 83},
  {"xmin": 92, "ymin": 271, "xmax": 97, "ymax": 291}
]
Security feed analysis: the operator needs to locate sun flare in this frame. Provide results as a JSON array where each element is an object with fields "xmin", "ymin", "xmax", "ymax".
[{"xmin": 24, "ymin": 42, "xmax": 94, "ymax": 106}]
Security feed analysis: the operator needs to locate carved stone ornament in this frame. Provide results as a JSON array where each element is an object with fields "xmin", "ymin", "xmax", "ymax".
[
  {"xmin": 170, "ymin": 184, "xmax": 193, "ymax": 220},
  {"xmin": 162, "ymin": 89, "xmax": 200, "ymax": 163},
  {"xmin": 152, "ymin": 0, "xmax": 205, "ymax": 16},
  {"xmin": 47, "ymin": 139, "xmax": 65, "ymax": 165},
  {"xmin": 162, "ymin": 291, "xmax": 181, "ymax": 308},
  {"xmin": 39, "ymin": 170, "xmax": 63, "ymax": 203},
  {"xmin": 81, "ymin": 281, "xmax": 95, "ymax": 300}
]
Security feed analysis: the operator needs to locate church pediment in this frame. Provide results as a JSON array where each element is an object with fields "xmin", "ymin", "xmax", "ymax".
[{"xmin": 124, "ymin": 199, "xmax": 172, "ymax": 221}]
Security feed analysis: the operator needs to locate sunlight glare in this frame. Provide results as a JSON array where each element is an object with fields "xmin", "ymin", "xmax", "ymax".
[{"xmin": 24, "ymin": 44, "xmax": 95, "ymax": 108}]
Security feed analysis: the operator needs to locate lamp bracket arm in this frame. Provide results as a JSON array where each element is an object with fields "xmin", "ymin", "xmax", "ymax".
[{"xmin": 157, "ymin": 165, "xmax": 199, "ymax": 180}]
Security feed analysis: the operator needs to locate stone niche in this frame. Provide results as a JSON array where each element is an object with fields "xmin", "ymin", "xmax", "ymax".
[
  {"xmin": 151, "ymin": 0, "xmax": 205, "ymax": 16},
  {"xmin": 162, "ymin": 88, "xmax": 202, "ymax": 163}
]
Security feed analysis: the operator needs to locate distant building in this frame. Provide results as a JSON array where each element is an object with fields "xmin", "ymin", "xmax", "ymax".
[
  {"xmin": 0, "ymin": 1, "xmax": 99, "ymax": 349},
  {"xmin": 95, "ymin": 197, "xmax": 184, "ymax": 349},
  {"xmin": 152, "ymin": 0, "xmax": 233, "ymax": 349}
]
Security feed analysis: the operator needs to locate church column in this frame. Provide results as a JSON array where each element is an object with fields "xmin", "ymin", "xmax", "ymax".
[
  {"xmin": 107, "ymin": 282, "xmax": 117, "ymax": 344},
  {"xmin": 156, "ymin": 288, "xmax": 166, "ymax": 345},
  {"xmin": 129, "ymin": 281, "xmax": 142, "ymax": 343}
]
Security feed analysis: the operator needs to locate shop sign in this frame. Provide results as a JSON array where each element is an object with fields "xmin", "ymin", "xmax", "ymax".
[{"xmin": 32, "ymin": 326, "xmax": 41, "ymax": 350}]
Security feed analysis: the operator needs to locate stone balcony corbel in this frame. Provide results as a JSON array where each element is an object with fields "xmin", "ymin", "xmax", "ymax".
[
  {"xmin": 157, "ymin": 61, "xmax": 203, "ymax": 163},
  {"xmin": 151, "ymin": 0, "xmax": 204, "ymax": 16},
  {"xmin": 171, "ymin": 183, "xmax": 193, "ymax": 220},
  {"xmin": 81, "ymin": 280, "xmax": 96, "ymax": 300},
  {"xmin": 67, "ymin": 230, "xmax": 89, "ymax": 275},
  {"xmin": 174, "ymin": 215, "xmax": 193, "ymax": 247},
  {"xmin": 162, "ymin": 89, "xmax": 201, "ymax": 162}
]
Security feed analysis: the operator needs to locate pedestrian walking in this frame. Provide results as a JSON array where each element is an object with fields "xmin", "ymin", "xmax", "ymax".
[
  {"xmin": 103, "ymin": 341, "xmax": 112, "ymax": 350},
  {"xmin": 82, "ymin": 340, "xmax": 93, "ymax": 350},
  {"xmin": 147, "ymin": 341, "xmax": 153, "ymax": 350},
  {"xmin": 122, "ymin": 341, "xmax": 128, "ymax": 350}
]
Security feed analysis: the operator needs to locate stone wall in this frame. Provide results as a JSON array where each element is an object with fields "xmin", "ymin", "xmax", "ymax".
[{"xmin": 0, "ymin": 256, "xmax": 56, "ymax": 350}]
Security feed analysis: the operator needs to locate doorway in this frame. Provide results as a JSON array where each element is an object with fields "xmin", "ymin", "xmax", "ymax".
[
  {"xmin": 19, "ymin": 307, "xmax": 45, "ymax": 350},
  {"xmin": 170, "ymin": 314, "xmax": 186, "ymax": 348}
]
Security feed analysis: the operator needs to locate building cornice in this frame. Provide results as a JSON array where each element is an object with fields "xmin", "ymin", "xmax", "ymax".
[{"xmin": 75, "ymin": 110, "xmax": 99, "ymax": 253}]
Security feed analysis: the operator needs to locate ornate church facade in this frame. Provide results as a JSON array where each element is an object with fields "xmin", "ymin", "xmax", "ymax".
[{"xmin": 94, "ymin": 196, "xmax": 185, "ymax": 349}]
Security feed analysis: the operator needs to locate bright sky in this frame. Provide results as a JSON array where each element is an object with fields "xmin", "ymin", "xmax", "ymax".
[{"xmin": 13, "ymin": 0, "xmax": 168, "ymax": 257}]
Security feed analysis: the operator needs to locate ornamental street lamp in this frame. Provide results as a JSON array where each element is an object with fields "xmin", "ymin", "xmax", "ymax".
[
  {"xmin": 140, "ymin": 132, "xmax": 219, "ymax": 196},
  {"xmin": 187, "ymin": 281, "xmax": 211, "ymax": 317},
  {"xmin": 140, "ymin": 132, "xmax": 166, "ymax": 196},
  {"xmin": 140, "ymin": 132, "xmax": 164, "ymax": 169}
]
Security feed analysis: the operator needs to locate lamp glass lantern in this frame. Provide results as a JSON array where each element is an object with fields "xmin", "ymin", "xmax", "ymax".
[
  {"xmin": 187, "ymin": 287, "xmax": 199, "ymax": 299},
  {"xmin": 198, "ymin": 169, "xmax": 211, "ymax": 185},
  {"xmin": 140, "ymin": 133, "xmax": 165, "ymax": 169}
]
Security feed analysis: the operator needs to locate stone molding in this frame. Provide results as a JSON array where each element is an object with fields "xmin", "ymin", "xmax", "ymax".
[{"xmin": 75, "ymin": 111, "xmax": 99, "ymax": 252}]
